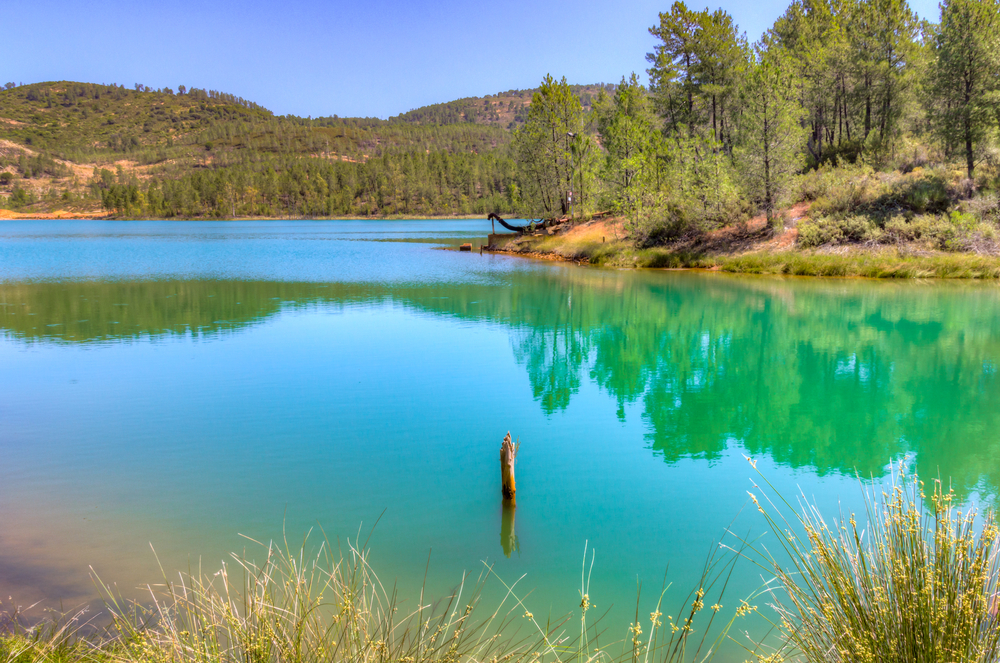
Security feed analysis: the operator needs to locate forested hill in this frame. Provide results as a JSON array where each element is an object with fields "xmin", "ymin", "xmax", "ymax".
[
  {"xmin": 0, "ymin": 80, "xmax": 608, "ymax": 218},
  {"xmin": 389, "ymin": 84, "xmax": 608, "ymax": 128},
  {"xmin": 0, "ymin": 81, "xmax": 540, "ymax": 218}
]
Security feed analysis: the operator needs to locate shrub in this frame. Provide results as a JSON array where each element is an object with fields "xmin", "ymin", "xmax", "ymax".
[
  {"xmin": 746, "ymin": 464, "xmax": 1000, "ymax": 663},
  {"xmin": 796, "ymin": 164, "xmax": 874, "ymax": 208},
  {"xmin": 797, "ymin": 215, "xmax": 881, "ymax": 247},
  {"xmin": 900, "ymin": 175, "xmax": 950, "ymax": 213}
]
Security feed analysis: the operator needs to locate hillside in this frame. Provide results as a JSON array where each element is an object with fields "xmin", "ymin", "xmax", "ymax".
[
  {"xmin": 389, "ymin": 84, "xmax": 609, "ymax": 128},
  {"xmin": 0, "ymin": 81, "xmax": 562, "ymax": 218}
]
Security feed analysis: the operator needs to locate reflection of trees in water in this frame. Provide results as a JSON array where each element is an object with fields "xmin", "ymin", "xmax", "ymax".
[
  {"xmin": 511, "ymin": 325, "xmax": 588, "ymax": 414},
  {"xmin": 4, "ymin": 273, "xmax": 1000, "ymax": 497},
  {"xmin": 490, "ymin": 273, "xmax": 1000, "ymax": 497}
]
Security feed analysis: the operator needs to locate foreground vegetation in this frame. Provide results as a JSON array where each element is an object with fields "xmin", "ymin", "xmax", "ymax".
[{"xmin": 3, "ymin": 467, "xmax": 999, "ymax": 663}]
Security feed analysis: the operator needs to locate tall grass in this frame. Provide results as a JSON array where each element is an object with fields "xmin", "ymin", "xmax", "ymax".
[
  {"xmin": 21, "ymin": 533, "xmax": 732, "ymax": 663},
  {"xmin": 743, "ymin": 462, "xmax": 1000, "ymax": 663},
  {"xmin": 94, "ymin": 534, "xmax": 550, "ymax": 663},
  {"xmin": 18, "ymin": 463, "xmax": 998, "ymax": 663},
  {"xmin": 0, "ymin": 602, "xmax": 94, "ymax": 663}
]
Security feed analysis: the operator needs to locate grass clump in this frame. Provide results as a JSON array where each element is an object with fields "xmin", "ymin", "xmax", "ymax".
[
  {"xmin": 745, "ymin": 463, "xmax": 1000, "ymax": 663},
  {"xmin": 2, "ymin": 533, "xmax": 739, "ymax": 663},
  {"xmin": 96, "ymin": 535, "xmax": 540, "ymax": 663}
]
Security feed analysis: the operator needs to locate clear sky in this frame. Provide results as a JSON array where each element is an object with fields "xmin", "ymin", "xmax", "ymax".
[{"xmin": 2, "ymin": 0, "xmax": 941, "ymax": 120}]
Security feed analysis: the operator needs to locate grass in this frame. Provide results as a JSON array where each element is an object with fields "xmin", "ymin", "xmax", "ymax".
[
  {"xmin": 714, "ymin": 250, "xmax": 1000, "ymax": 279},
  {"xmin": 6, "ymin": 466, "xmax": 1000, "ymax": 663},
  {"xmin": 1, "ymin": 533, "xmax": 736, "ymax": 663},
  {"xmin": 506, "ymin": 231, "xmax": 1000, "ymax": 278},
  {"xmin": 741, "ymin": 462, "xmax": 1000, "ymax": 662}
]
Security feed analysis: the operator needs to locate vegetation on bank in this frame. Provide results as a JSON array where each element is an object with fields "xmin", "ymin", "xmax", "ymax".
[
  {"xmin": 503, "ymin": 0, "xmax": 1000, "ymax": 267},
  {"xmin": 2, "ymin": 467, "xmax": 999, "ymax": 663},
  {"xmin": 747, "ymin": 463, "xmax": 1000, "ymax": 662},
  {"xmin": 503, "ymin": 227, "xmax": 1000, "ymax": 278}
]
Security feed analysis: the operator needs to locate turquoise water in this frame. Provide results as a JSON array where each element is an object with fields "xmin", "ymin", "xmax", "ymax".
[{"xmin": 2, "ymin": 220, "xmax": 1000, "ymax": 657}]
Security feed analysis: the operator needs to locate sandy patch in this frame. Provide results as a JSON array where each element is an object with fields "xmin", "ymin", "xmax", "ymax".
[{"xmin": 0, "ymin": 208, "xmax": 107, "ymax": 220}]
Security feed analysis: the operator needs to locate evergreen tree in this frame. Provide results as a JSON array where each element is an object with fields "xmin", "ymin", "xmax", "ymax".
[
  {"xmin": 735, "ymin": 47, "xmax": 806, "ymax": 221},
  {"xmin": 931, "ymin": 0, "xmax": 1000, "ymax": 178},
  {"xmin": 596, "ymin": 74, "xmax": 659, "ymax": 223},
  {"xmin": 512, "ymin": 75, "xmax": 582, "ymax": 217},
  {"xmin": 647, "ymin": 2, "xmax": 747, "ymax": 143}
]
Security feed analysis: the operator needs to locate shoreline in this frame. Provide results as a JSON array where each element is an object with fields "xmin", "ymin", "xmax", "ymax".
[
  {"xmin": 485, "ymin": 216, "xmax": 1000, "ymax": 279},
  {"xmin": 0, "ymin": 210, "xmax": 493, "ymax": 221}
]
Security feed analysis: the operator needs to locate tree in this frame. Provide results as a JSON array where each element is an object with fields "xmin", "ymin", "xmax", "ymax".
[
  {"xmin": 512, "ymin": 75, "xmax": 582, "ymax": 217},
  {"xmin": 647, "ymin": 2, "xmax": 702, "ymax": 133},
  {"xmin": 596, "ymin": 74, "xmax": 659, "ymax": 223},
  {"xmin": 846, "ymin": 0, "xmax": 920, "ymax": 151},
  {"xmin": 735, "ymin": 47, "xmax": 806, "ymax": 221},
  {"xmin": 931, "ymin": 0, "xmax": 1000, "ymax": 178},
  {"xmin": 647, "ymin": 2, "xmax": 747, "ymax": 143}
]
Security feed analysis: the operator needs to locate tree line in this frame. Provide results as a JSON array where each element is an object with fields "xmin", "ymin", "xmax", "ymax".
[{"xmin": 511, "ymin": 0, "xmax": 1000, "ymax": 242}]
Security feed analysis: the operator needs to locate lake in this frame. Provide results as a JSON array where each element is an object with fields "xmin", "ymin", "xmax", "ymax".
[{"xmin": 2, "ymin": 219, "xmax": 999, "ymax": 659}]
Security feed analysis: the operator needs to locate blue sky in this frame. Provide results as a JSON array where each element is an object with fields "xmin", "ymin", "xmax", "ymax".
[{"xmin": 2, "ymin": 0, "xmax": 941, "ymax": 119}]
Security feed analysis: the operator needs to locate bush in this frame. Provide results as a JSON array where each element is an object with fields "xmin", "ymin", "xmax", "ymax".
[
  {"xmin": 747, "ymin": 464, "xmax": 1000, "ymax": 663},
  {"xmin": 796, "ymin": 164, "xmax": 873, "ymax": 204},
  {"xmin": 900, "ymin": 175, "xmax": 950, "ymax": 213},
  {"xmin": 798, "ymin": 215, "xmax": 882, "ymax": 247}
]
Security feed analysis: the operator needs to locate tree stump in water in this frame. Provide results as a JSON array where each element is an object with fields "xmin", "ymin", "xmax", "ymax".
[{"xmin": 500, "ymin": 432, "xmax": 519, "ymax": 501}]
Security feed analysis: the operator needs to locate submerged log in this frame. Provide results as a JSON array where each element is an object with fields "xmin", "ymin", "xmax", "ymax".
[{"xmin": 500, "ymin": 431, "xmax": 519, "ymax": 501}]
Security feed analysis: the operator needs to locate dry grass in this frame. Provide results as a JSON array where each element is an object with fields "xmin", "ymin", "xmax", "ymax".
[{"xmin": 2, "ymin": 533, "xmax": 738, "ymax": 663}]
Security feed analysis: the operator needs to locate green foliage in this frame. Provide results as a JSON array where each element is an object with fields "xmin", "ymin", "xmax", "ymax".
[
  {"xmin": 513, "ymin": 75, "xmax": 583, "ymax": 218},
  {"xmin": 596, "ymin": 74, "xmax": 659, "ymax": 226},
  {"xmin": 646, "ymin": 1, "xmax": 748, "ymax": 145},
  {"xmin": 930, "ymin": 0, "xmax": 1000, "ymax": 178},
  {"xmin": 735, "ymin": 48, "xmax": 806, "ymax": 221},
  {"xmin": 803, "ymin": 166, "xmax": 965, "ymax": 224},
  {"xmin": 798, "ymin": 207, "xmax": 999, "ymax": 251}
]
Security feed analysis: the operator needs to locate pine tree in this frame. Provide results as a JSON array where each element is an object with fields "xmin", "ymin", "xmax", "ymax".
[
  {"xmin": 931, "ymin": 0, "xmax": 1000, "ymax": 178},
  {"xmin": 735, "ymin": 48, "xmax": 806, "ymax": 222},
  {"xmin": 512, "ymin": 75, "xmax": 582, "ymax": 217}
]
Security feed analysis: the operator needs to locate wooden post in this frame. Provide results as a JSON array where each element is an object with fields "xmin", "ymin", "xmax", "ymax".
[{"xmin": 500, "ymin": 431, "xmax": 518, "ymax": 501}]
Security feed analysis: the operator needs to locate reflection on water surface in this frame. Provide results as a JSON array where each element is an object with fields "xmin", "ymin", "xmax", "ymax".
[{"xmin": 2, "ymin": 220, "xmax": 999, "ymax": 660}]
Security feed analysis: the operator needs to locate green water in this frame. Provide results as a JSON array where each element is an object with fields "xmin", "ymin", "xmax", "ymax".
[{"xmin": 2, "ymin": 220, "xmax": 999, "ymax": 657}]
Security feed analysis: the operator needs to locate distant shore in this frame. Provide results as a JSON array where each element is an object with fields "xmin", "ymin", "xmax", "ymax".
[{"xmin": 0, "ymin": 209, "xmax": 491, "ymax": 221}]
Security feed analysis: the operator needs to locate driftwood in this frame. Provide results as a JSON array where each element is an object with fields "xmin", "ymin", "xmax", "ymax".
[{"xmin": 500, "ymin": 431, "xmax": 519, "ymax": 501}]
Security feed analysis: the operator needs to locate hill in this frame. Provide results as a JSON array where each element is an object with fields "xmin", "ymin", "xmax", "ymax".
[
  {"xmin": 0, "ymin": 81, "xmax": 548, "ymax": 218},
  {"xmin": 389, "ymin": 84, "xmax": 610, "ymax": 128}
]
